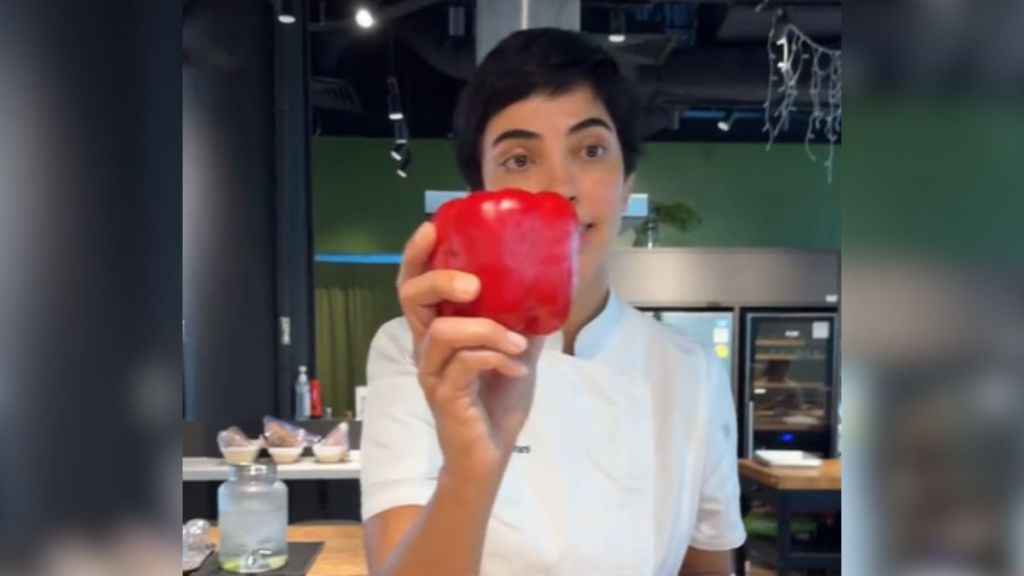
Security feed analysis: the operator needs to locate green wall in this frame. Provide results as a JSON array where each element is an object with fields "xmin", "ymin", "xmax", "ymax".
[
  {"xmin": 313, "ymin": 136, "xmax": 840, "ymax": 253},
  {"xmin": 843, "ymin": 99, "xmax": 1024, "ymax": 263}
]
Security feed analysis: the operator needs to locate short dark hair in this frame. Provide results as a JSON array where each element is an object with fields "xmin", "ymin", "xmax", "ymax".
[{"xmin": 453, "ymin": 28, "xmax": 642, "ymax": 190}]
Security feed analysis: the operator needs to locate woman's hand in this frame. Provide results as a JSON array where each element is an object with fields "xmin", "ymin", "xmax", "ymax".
[{"xmin": 397, "ymin": 222, "xmax": 544, "ymax": 483}]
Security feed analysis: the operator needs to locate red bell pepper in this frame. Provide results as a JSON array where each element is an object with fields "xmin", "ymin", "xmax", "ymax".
[{"xmin": 430, "ymin": 189, "xmax": 579, "ymax": 335}]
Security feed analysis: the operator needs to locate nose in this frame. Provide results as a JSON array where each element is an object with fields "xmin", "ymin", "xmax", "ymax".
[{"xmin": 545, "ymin": 158, "xmax": 580, "ymax": 205}]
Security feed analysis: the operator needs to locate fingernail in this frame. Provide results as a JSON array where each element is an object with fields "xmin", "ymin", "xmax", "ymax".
[
  {"xmin": 415, "ymin": 221, "xmax": 432, "ymax": 238},
  {"xmin": 506, "ymin": 331, "xmax": 528, "ymax": 352},
  {"xmin": 454, "ymin": 275, "xmax": 479, "ymax": 299}
]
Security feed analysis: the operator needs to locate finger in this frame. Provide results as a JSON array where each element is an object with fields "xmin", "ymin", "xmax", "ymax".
[
  {"xmin": 419, "ymin": 317, "xmax": 528, "ymax": 376},
  {"xmin": 522, "ymin": 336, "xmax": 547, "ymax": 363},
  {"xmin": 397, "ymin": 222, "xmax": 436, "ymax": 288},
  {"xmin": 399, "ymin": 269, "xmax": 480, "ymax": 334},
  {"xmin": 440, "ymin": 349, "xmax": 528, "ymax": 396}
]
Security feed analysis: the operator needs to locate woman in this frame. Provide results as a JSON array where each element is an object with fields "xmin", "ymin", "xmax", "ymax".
[{"xmin": 360, "ymin": 28, "xmax": 745, "ymax": 576}]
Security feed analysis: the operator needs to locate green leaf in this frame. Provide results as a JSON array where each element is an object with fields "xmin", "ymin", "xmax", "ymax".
[{"xmin": 651, "ymin": 201, "xmax": 702, "ymax": 235}]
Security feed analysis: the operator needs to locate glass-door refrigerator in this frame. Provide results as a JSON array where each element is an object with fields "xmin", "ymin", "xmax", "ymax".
[{"xmin": 741, "ymin": 311, "xmax": 839, "ymax": 457}]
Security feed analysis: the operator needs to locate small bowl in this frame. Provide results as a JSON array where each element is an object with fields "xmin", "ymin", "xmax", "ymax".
[
  {"xmin": 267, "ymin": 446, "xmax": 304, "ymax": 464},
  {"xmin": 221, "ymin": 446, "xmax": 260, "ymax": 465},
  {"xmin": 312, "ymin": 444, "xmax": 346, "ymax": 463}
]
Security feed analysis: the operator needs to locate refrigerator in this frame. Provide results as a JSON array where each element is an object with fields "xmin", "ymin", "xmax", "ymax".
[{"xmin": 740, "ymin": 311, "xmax": 839, "ymax": 457}]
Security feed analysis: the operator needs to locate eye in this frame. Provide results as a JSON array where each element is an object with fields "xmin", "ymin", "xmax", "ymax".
[
  {"xmin": 582, "ymin": 144, "xmax": 607, "ymax": 160},
  {"xmin": 501, "ymin": 154, "xmax": 532, "ymax": 171}
]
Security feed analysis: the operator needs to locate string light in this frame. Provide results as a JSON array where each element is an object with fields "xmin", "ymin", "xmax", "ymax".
[{"xmin": 764, "ymin": 10, "xmax": 842, "ymax": 183}]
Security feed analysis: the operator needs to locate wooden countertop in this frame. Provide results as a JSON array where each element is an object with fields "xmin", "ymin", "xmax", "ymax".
[
  {"xmin": 210, "ymin": 524, "xmax": 368, "ymax": 576},
  {"xmin": 739, "ymin": 458, "xmax": 842, "ymax": 491}
]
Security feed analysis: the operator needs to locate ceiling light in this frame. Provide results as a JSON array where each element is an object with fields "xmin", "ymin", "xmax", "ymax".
[
  {"xmin": 386, "ymin": 76, "xmax": 403, "ymax": 121},
  {"xmin": 390, "ymin": 143, "xmax": 407, "ymax": 162},
  {"xmin": 717, "ymin": 112, "xmax": 736, "ymax": 132},
  {"xmin": 355, "ymin": 7, "xmax": 375, "ymax": 29},
  {"xmin": 609, "ymin": 8, "xmax": 626, "ymax": 43},
  {"xmin": 275, "ymin": 0, "xmax": 297, "ymax": 24}
]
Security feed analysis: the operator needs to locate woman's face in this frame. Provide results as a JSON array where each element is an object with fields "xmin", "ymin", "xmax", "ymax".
[{"xmin": 479, "ymin": 85, "xmax": 633, "ymax": 298}]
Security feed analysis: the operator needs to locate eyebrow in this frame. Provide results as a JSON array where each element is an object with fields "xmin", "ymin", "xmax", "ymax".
[
  {"xmin": 491, "ymin": 129, "xmax": 540, "ymax": 148},
  {"xmin": 568, "ymin": 117, "xmax": 613, "ymax": 135},
  {"xmin": 490, "ymin": 117, "xmax": 614, "ymax": 148}
]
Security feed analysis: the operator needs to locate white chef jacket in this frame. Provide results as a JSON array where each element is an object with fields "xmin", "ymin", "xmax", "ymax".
[{"xmin": 360, "ymin": 292, "xmax": 746, "ymax": 575}]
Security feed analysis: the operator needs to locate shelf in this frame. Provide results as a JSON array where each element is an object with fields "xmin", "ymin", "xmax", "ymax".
[
  {"xmin": 754, "ymin": 422, "xmax": 829, "ymax": 432},
  {"xmin": 752, "ymin": 382, "xmax": 827, "ymax": 390},
  {"xmin": 754, "ymin": 339, "xmax": 809, "ymax": 347},
  {"xmin": 744, "ymin": 536, "xmax": 841, "ymax": 571},
  {"xmin": 754, "ymin": 354, "xmax": 827, "ymax": 361}
]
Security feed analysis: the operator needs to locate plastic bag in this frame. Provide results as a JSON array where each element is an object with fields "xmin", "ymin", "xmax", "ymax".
[
  {"xmin": 182, "ymin": 518, "xmax": 213, "ymax": 572},
  {"xmin": 216, "ymin": 426, "xmax": 262, "ymax": 450},
  {"xmin": 262, "ymin": 416, "xmax": 321, "ymax": 447},
  {"xmin": 311, "ymin": 421, "xmax": 349, "ymax": 463},
  {"xmin": 319, "ymin": 421, "xmax": 349, "ymax": 451}
]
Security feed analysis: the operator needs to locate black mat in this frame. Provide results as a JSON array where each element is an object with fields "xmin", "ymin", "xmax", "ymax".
[{"xmin": 192, "ymin": 542, "xmax": 323, "ymax": 575}]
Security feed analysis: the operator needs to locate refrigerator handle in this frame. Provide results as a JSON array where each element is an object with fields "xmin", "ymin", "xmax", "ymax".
[{"xmin": 747, "ymin": 400, "xmax": 755, "ymax": 458}]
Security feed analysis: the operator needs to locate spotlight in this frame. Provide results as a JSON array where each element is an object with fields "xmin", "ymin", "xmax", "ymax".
[
  {"xmin": 717, "ymin": 112, "xmax": 736, "ymax": 132},
  {"xmin": 394, "ymin": 120, "xmax": 409, "ymax": 145},
  {"xmin": 387, "ymin": 76, "xmax": 403, "ymax": 121},
  {"xmin": 390, "ymin": 143, "xmax": 407, "ymax": 161},
  {"xmin": 396, "ymin": 149, "xmax": 412, "ymax": 178},
  {"xmin": 275, "ymin": 0, "xmax": 296, "ymax": 24},
  {"xmin": 355, "ymin": 7, "xmax": 375, "ymax": 29},
  {"xmin": 609, "ymin": 8, "xmax": 626, "ymax": 43}
]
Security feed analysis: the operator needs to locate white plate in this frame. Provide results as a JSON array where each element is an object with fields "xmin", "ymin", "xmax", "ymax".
[{"xmin": 754, "ymin": 449, "xmax": 822, "ymax": 468}]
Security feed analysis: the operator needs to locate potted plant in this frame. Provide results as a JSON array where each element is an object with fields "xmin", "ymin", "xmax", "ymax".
[{"xmin": 633, "ymin": 201, "xmax": 702, "ymax": 248}]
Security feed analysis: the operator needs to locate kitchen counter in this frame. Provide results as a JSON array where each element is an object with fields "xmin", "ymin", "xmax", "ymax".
[
  {"xmin": 209, "ymin": 524, "xmax": 368, "ymax": 576},
  {"xmin": 183, "ymin": 452, "xmax": 361, "ymax": 482},
  {"xmin": 738, "ymin": 458, "xmax": 841, "ymax": 491},
  {"xmin": 737, "ymin": 458, "xmax": 842, "ymax": 575}
]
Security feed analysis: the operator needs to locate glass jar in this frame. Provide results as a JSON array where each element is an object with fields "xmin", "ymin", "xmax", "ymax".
[{"xmin": 217, "ymin": 463, "xmax": 288, "ymax": 573}]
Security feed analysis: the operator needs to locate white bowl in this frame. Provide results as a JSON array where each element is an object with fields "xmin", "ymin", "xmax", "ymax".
[
  {"xmin": 312, "ymin": 444, "xmax": 346, "ymax": 463},
  {"xmin": 221, "ymin": 446, "xmax": 260, "ymax": 465},
  {"xmin": 267, "ymin": 446, "xmax": 304, "ymax": 464}
]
